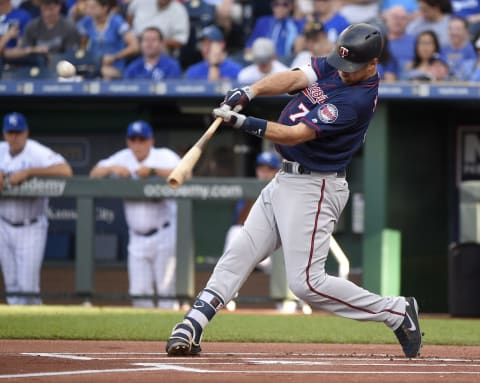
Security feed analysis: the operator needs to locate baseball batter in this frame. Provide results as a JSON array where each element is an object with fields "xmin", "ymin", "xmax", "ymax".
[
  {"xmin": 90, "ymin": 120, "xmax": 180, "ymax": 309},
  {"xmin": 166, "ymin": 23, "xmax": 423, "ymax": 358},
  {"xmin": 0, "ymin": 112, "xmax": 72, "ymax": 305}
]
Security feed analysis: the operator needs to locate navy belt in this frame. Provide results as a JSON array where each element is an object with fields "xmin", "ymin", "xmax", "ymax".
[
  {"xmin": 133, "ymin": 221, "xmax": 170, "ymax": 237},
  {"xmin": 281, "ymin": 161, "xmax": 345, "ymax": 178},
  {"xmin": 1, "ymin": 216, "xmax": 39, "ymax": 227}
]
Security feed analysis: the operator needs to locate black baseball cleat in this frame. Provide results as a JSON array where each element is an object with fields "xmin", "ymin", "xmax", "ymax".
[
  {"xmin": 394, "ymin": 297, "xmax": 423, "ymax": 358},
  {"xmin": 166, "ymin": 320, "xmax": 202, "ymax": 356}
]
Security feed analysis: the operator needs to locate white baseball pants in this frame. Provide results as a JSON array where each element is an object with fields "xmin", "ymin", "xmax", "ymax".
[
  {"xmin": 0, "ymin": 216, "xmax": 47, "ymax": 305},
  {"xmin": 128, "ymin": 222, "xmax": 177, "ymax": 309}
]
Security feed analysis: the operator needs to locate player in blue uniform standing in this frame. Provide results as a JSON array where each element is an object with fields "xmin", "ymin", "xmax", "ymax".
[{"xmin": 166, "ymin": 23, "xmax": 423, "ymax": 359}]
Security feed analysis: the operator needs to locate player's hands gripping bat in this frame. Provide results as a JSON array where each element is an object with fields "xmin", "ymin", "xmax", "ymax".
[{"xmin": 222, "ymin": 86, "xmax": 255, "ymax": 112}]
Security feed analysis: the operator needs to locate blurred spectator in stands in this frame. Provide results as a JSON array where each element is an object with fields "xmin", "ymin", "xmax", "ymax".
[
  {"xmin": 4, "ymin": 0, "xmax": 79, "ymax": 66},
  {"xmin": 124, "ymin": 26, "xmax": 181, "ymax": 80},
  {"xmin": 339, "ymin": 0, "xmax": 380, "ymax": 24},
  {"xmin": 179, "ymin": 0, "xmax": 216, "ymax": 70},
  {"xmin": 20, "ymin": 0, "xmax": 67, "ymax": 18},
  {"xmin": 468, "ymin": 33, "xmax": 480, "ymax": 80},
  {"xmin": 77, "ymin": 0, "xmax": 138, "ymax": 79},
  {"xmin": 441, "ymin": 16, "xmax": 477, "ymax": 80},
  {"xmin": 185, "ymin": 24, "xmax": 242, "ymax": 80},
  {"xmin": 66, "ymin": 0, "xmax": 88, "ymax": 23},
  {"xmin": 0, "ymin": 0, "xmax": 31, "ymax": 58},
  {"xmin": 403, "ymin": 30, "xmax": 452, "ymax": 80},
  {"xmin": 306, "ymin": 0, "xmax": 349, "ymax": 43},
  {"xmin": 127, "ymin": 0, "xmax": 189, "ymax": 57},
  {"xmin": 19, "ymin": 0, "xmax": 42, "ymax": 18},
  {"xmin": 451, "ymin": 0, "xmax": 480, "ymax": 38},
  {"xmin": 384, "ymin": 5, "xmax": 416, "ymax": 79},
  {"xmin": 213, "ymin": 1, "xmax": 263, "ymax": 59},
  {"xmin": 290, "ymin": 20, "xmax": 332, "ymax": 68},
  {"xmin": 245, "ymin": 0, "xmax": 303, "ymax": 63},
  {"xmin": 381, "ymin": 0, "xmax": 419, "ymax": 16},
  {"xmin": 90, "ymin": 120, "xmax": 180, "ymax": 309},
  {"xmin": 237, "ymin": 37, "xmax": 288, "ymax": 83},
  {"xmin": 292, "ymin": 0, "xmax": 313, "ymax": 21},
  {"xmin": 406, "ymin": 0, "xmax": 453, "ymax": 47},
  {"xmin": 377, "ymin": 34, "xmax": 398, "ymax": 82}
]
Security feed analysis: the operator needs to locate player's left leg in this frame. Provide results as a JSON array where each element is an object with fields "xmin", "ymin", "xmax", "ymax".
[
  {"xmin": 166, "ymin": 179, "xmax": 281, "ymax": 356},
  {"xmin": 15, "ymin": 218, "xmax": 48, "ymax": 305}
]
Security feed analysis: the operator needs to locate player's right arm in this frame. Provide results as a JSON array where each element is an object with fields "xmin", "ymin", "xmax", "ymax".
[{"xmin": 250, "ymin": 69, "xmax": 310, "ymax": 98}]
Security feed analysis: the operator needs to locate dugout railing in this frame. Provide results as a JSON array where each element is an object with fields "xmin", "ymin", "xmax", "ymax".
[
  {"xmin": 0, "ymin": 177, "xmax": 281, "ymax": 303},
  {"xmin": 0, "ymin": 176, "xmax": 353, "ymax": 305}
]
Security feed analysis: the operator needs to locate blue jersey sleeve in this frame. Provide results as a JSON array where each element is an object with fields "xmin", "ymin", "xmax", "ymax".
[{"xmin": 112, "ymin": 14, "xmax": 130, "ymax": 38}]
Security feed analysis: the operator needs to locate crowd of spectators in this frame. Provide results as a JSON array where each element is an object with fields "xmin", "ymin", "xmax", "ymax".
[{"xmin": 2, "ymin": 0, "xmax": 480, "ymax": 82}]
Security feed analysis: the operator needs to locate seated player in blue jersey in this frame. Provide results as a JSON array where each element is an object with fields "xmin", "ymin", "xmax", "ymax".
[
  {"xmin": 124, "ymin": 27, "xmax": 181, "ymax": 81},
  {"xmin": 184, "ymin": 25, "xmax": 242, "ymax": 81},
  {"xmin": 77, "ymin": 0, "xmax": 138, "ymax": 79}
]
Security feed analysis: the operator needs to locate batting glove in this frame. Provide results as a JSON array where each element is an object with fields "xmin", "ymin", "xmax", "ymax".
[
  {"xmin": 222, "ymin": 86, "xmax": 255, "ymax": 112},
  {"xmin": 213, "ymin": 106, "xmax": 267, "ymax": 137}
]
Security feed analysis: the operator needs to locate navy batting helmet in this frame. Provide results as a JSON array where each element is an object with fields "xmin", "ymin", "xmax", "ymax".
[
  {"xmin": 256, "ymin": 152, "xmax": 281, "ymax": 169},
  {"xmin": 327, "ymin": 23, "xmax": 383, "ymax": 73}
]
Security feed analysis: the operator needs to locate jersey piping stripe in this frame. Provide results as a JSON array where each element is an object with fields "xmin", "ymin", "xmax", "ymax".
[{"xmin": 305, "ymin": 179, "xmax": 405, "ymax": 318}]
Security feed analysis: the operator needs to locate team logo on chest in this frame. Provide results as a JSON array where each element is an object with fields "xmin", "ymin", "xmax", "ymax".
[
  {"xmin": 317, "ymin": 103, "xmax": 338, "ymax": 123},
  {"xmin": 303, "ymin": 83, "xmax": 328, "ymax": 104}
]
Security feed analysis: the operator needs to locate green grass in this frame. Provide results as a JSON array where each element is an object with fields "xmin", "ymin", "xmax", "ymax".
[{"xmin": 0, "ymin": 305, "xmax": 479, "ymax": 346}]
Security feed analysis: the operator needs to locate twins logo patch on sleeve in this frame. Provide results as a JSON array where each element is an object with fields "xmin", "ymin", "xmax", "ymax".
[{"xmin": 317, "ymin": 103, "xmax": 338, "ymax": 124}]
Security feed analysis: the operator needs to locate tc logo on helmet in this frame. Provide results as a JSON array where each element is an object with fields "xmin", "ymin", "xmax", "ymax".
[{"xmin": 339, "ymin": 46, "xmax": 349, "ymax": 58}]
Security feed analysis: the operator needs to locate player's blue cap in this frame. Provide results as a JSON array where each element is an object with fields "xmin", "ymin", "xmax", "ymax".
[
  {"xmin": 256, "ymin": 152, "xmax": 281, "ymax": 169},
  {"xmin": 127, "ymin": 120, "xmax": 153, "ymax": 138},
  {"xmin": 3, "ymin": 112, "xmax": 28, "ymax": 132},
  {"xmin": 199, "ymin": 25, "xmax": 224, "ymax": 42}
]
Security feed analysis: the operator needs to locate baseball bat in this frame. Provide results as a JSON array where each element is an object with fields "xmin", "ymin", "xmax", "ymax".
[{"xmin": 167, "ymin": 117, "xmax": 223, "ymax": 189}]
